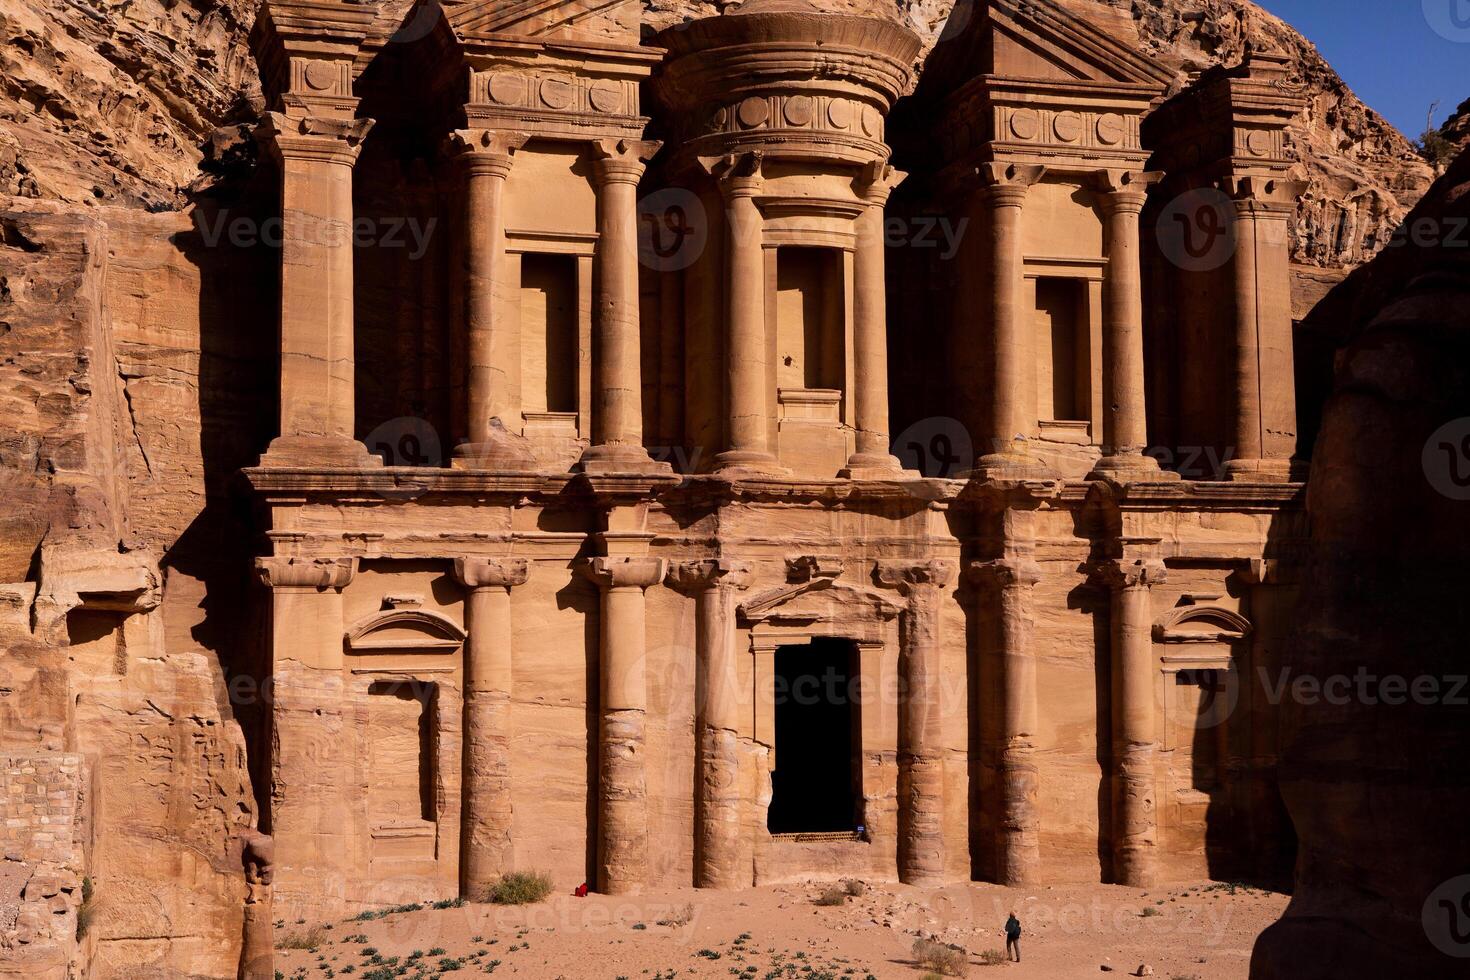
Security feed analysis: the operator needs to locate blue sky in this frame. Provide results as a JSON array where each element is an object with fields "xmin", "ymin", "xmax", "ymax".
[{"xmin": 1257, "ymin": 0, "xmax": 1468, "ymax": 137}]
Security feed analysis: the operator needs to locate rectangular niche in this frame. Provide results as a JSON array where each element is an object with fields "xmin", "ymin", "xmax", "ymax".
[
  {"xmin": 775, "ymin": 246, "xmax": 845, "ymax": 395},
  {"xmin": 1033, "ymin": 276, "xmax": 1090, "ymax": 426},
  {"xmin": 367, "ymin": 679, "xmax": 438, "ymax": 862},
  {"xmin": 520, "ymin": 253, "xmax": 579, "ymax": 415}
]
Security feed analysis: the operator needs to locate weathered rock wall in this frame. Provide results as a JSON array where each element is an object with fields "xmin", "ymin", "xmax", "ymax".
[
  {"xmin": 1251, "ymin": 145, "xmax": 1470, "ymax": 980},
  {"xmin": 0, "ymin": 200, "xmax": 268, "ymax": 977}
]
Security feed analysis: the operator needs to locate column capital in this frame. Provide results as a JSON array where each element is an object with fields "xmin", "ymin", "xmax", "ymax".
[
  {"xmin": 454, "ymin": 557, "xmax": 530, "ymax": 591},
  {"xmin": 875, "ymin": 559, "xmax": 955, "ymax": 594},
  {"xmin": 257, "ymin": 111, "xmax": 374, "ymax": 167},
  {"xmin": 667, "ymin": 558, "xmax": 755, "ymax": 594},
  {"xmin": 583, "ymin": 556, "xmax": 666, "ymax": 592},
  {"xmin": 1095, "ymin": 170, "xmax": 1162, "ymax": 215},
  {"xmin": 977, "ymin": 161, "xmax": 1047, "ymax": 208},
  {"xmin": 855, "ymin": 159, "xmax": 907, "ymax": 207},
  {"xmin": 446, "ymin": 129, "xmax": 529, "ymax": 175},
  {"xmin": 966, "ymin": 557, "xmax": 1043, "ymax": 590},
  {"xmin": 255, "ymin": 556, "xmax": 357, "ymax": 591},
  {"xmin": 700, "ymin": 151, "xmax": 765, "ymax": 199},
  {"xmin": 1098, "ymin": 558, "xmax": 1168, "ymax": 590},
  {"xmin": 591, "ymin": 138, "xmax": 661, "ymax": 186},
  {"xmin": 1221, "ymin": 174, "xmax": 1305, "ymax": 214}
]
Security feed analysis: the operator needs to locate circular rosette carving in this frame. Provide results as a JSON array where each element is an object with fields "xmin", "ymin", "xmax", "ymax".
[
  {"xmin": 861, "ymin": 104, "xmax": 882, "ymax": 137},
  {"xmin": 1009, "ymin": 108, "xmax": 1041, "ymax": 141},
  {"xmin": 1246, "ymin": 129, "xmax": 1272, "ymax": 156},
  {"xmin": 827, "ymin": 99, "xmax": 852, "ymax": 130},
  {"xmin": 487, "ymin": 73, "xmax": 527, "ymax": 107},
  {"xmin": 539, "ymin": 75, "xmax": 575, "ymax": 110},
  {"xmin": 589, "ymin": 79, "xmax": 622, "ymax": 114},
  {"xmin": 738, "ymin": 97, "xmax": 771, "ymax": 128},
  {"xmin": 1053, "ymin": 111, "xmax": 1083, "ymax": 144},
  {"xmin": 1096, "ymin": 113, "xmax": 1125, "ymax": 146},
  {"xmin": 302, "ymin": 61, "xmax": 335, "ymax": 92},
  {"xmin": 783, "ymin": 95, "xmax": 814, "ymax": 127}
]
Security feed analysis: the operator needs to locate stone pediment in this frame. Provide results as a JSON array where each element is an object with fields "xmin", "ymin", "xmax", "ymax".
[
  {"xmin": 739, "ymin": 576, "xmax": 900, "ymax": 628},
  {"xmin": 930, "ymin": 0, "xmax": 1174, "ymax": 93},
  {"xmin": 345, "ymin": 608, "xmax": 467, "ymax": 653},
  {"xmin": 444, "ymin": 0, "xmax": 641, "ymax": 44}
]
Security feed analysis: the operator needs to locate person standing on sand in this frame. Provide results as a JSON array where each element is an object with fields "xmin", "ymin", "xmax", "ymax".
[{"xmin": 1005, "ymin": 912, "xmax": 1022, "ymax": 962}]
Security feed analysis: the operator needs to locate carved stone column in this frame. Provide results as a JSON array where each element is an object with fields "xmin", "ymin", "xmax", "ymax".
[
  {"xmin": 1090, "ymin": 171, "xmax": 1166, "ymax": 480},
  {"xmin": 842, "ymin": 162, "xmax": 909, "ymax": 479},
  {"xmin": 257, "ymin": 114, "xmax": 379, "ymax": 468},
  {"xmin": 449, "ymin": 130, "xmax": 534, "ymax": 469},
  {"xmin": 971, "ymin": 163, "xmax": 1048, "ymax": 478},
  {"xmin": 877, "ymin": 559, "xmax": 955, "ymax": 885},
  {"xmin": 580, "ymin": 139, "xmax": 667, "ymax": 473},
  {"xmin": 238, "ymin": 830, "xmax": 274, "ymax": 980},
  {"xmin": 668, "ymin": 558, "xmax": 755, "ymax": 889},
  {"xmin": 1223, "ymin": 177, "xmax": 1305, "ymax": 482},
  {"xmin": 254, "ymin": 556, "xmax": 357, "ymax": 910},
  {"xmin": 453, "ymin": 557, "xmax": 530, "ymax": 898},
  {"xmin": 582, "ymin": 556, "xmax": 666, "ymax": 894},
  {"xmin": 1100, "ymin": 558, "xmax": 1167, "ymax": 886},
  {"xmin": 969, "ymin": 556, "xmax": 1044, "ymax": 884},
  {"xmin": 708, "ymin": 153, "xmax": 786, "ymax": 475}
]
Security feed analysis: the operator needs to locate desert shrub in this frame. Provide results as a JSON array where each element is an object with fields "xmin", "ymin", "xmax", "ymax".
[
  {"xmin": 76, "ymin": 876, "xmax": 96, "ymax": 941},
  {"xmin": 912, "ymin": 937, "xmax": 967, "ymax": 976},
  {"xmin": 276, "ymin": 924, "xmax": 328, "ymax": 950},
  {"xmin": 490, "ymin": 871, "xmax": 553, "ymax": 905},
  {"xmin": 814, "ymin": 886, "xmax": 847, "ymax": 906},
  {"xmin": 978, "ymin": 948, "xmax": 1005, "ymax": 966},
  {"xmin": 842, "ymin": 879, "xmax": 866, "ymax": 897},
  {"xmin": 1141, "ymin": 906, "xmax": 1161, "ymax": 917}
]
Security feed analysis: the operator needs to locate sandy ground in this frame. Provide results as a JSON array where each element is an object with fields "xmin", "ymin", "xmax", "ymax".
[{"xmin": 274, "ymin": 879, "xmax": 1286, "ymax": 980}]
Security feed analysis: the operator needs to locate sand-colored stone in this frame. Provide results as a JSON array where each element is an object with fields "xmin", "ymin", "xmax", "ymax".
[{"xmin": 0, "ymin": 1, "xmax": 1460, "ymax": 977}]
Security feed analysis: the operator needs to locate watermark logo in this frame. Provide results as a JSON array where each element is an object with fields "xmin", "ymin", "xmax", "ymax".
[
  {"xmin": 639, "ymin": 188, "xmax": 708, "ymax": 272},
  {"xmin": 365, "ymin": 416, "xmax": 443, "ymax": 501},
  {"xmin": 892, "ymin": 417, "xmax": 975, "ymax": 478},
  {"xmin": 1424, "ymin": 875, "xmax": 1470, "ymax": 957},
  {"xmin": 1422, "ymin": 418, "xmax": 1470, "ymax": 500},
  {"xmin": 1424, "ymin": 0, "xmax": 1470, "ymax": 42},
  {"xmin": 1156, "ymin": 188, "xmax": 1238, "ymax": 272}
]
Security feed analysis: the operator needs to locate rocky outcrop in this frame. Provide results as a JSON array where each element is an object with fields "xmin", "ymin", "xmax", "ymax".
[
  {"xmin": 1251, "ymin": 145, "xmax": 1470, "ymax": 980},
  {"xmin": 0, "ymin": 201, "xmax": 267, "ymax": 977}
]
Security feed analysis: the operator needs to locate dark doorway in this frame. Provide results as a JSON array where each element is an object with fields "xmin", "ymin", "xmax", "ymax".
[{"xmin": 767, "ymin": 639, "xmax": 861, "ymax": 834}]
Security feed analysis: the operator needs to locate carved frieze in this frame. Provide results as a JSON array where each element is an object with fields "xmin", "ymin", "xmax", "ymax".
[
  {"xmin": 703, "ymin": 95, "xmax": 885, "ymax": 142},
  {"xmin": 994, "ymin": 105, "xmax": 1141, "ymax": 153},
  {"xmin": 471, "ymin": 70, "xmax": 638, "ymax": 118}
]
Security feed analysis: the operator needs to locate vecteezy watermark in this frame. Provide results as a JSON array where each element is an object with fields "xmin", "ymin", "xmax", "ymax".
[
  {"xmin": 1424, "ymin": 0, "xmax": 1470, "ymax": 42},
  {"xmin": 1422, "ymin": 417, "xmax": 1470, "ymax": 501},
  {"xmin": 1257, "ymin": 667, "xmax": 1469, "ymax": 707},
  {"xmin": 877, "ymin": 215, "xmax": 969, "ymax": 259},
  {"xmin": 1156, "ymin": 188, "xmax": 1238, "ymax": 272},
  {"xmin": 192, "ymin": 210, "xmax": 438, "ymax": 260},
  {"xmin": 1146, "ymin": 445, "xmax": 1236, "ymax": 480},
  {"xmin": 1424, "ymin": 875, "xmax": 1470, "ymax": 957},
  {"xmin": 891, "ymin": 417, "xmax": 975, "ymax": 477},
  {"xmin": 639, "ymin": 188, "xmax": 708, "ymax": 272}
]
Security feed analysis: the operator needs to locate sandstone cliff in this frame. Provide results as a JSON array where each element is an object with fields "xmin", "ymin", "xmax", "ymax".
[{"xmin": 1251, "ymin": 141, "xmax": 1470, "ymax": 980}]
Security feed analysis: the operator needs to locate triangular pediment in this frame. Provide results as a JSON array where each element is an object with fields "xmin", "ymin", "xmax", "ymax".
[
  {"xmin": 444, "ymin": 0, "xmax": 640, "ymax": 43},
  {"xmin": 927, "ymin": 0, "xmax": 1175, "ymax": 92}
]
